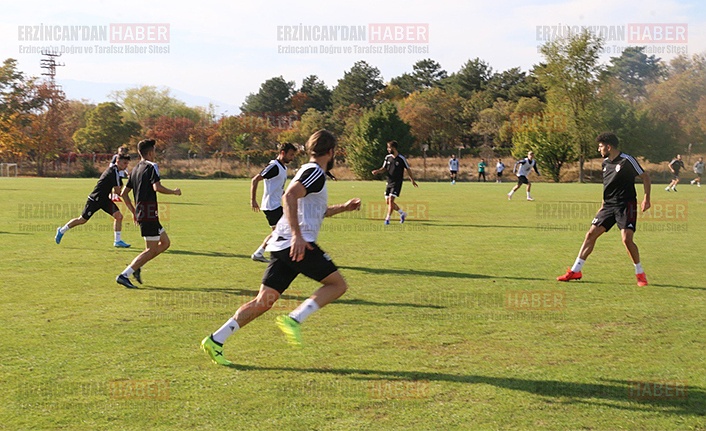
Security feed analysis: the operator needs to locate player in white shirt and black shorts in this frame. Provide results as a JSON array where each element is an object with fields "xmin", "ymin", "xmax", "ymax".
[
  {"xmin": 508, "ymin": 151, "xmax": 540, "ymax": 201},
  {"xmin": 201, "ymin": 130, "xmax": 362, "ymax": 365},
  {"xmin": 250, "ymin": 143, "xmax": 297, "ymax": 262},
  {"xmin": 449, "ymin": 154, "xmax": 459, "ymax": 184}
]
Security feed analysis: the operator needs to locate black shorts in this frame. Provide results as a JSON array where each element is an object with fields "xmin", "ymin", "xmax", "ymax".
[
  {"xmin": 139, "ymin": 220, "xmax": 165, "ymax": 240},
  {"xmin": 672, "ymin": 173, "xmax": 680, "ymax": 180},
  {"xmin": 263, "ymin": 207, "xmax": 283, "ymax": 227},
  {"xmin": 592, "ymin": 203, "xmax": 638, "ymax": 232},
  {"xmin": 450, "ymin": 170, "xmax": 457, "ymax": 175},
  {"xmin": 497, "ymin": 171, "xmax": 503, "ymax": 177},
  {"xmin": 81, "ymin": 198, "xmax": 119, "ymax": 220},
  {"xmin": 516, "ymin": 175, "xmax": 529, "ymax": 185},
  {"xmin": 385, "ymin": 182, "xmax": 403, "ymax": 198},
  {"xmin": 262, "ymin": 243, "xmax": 338, "ymax": 293}
]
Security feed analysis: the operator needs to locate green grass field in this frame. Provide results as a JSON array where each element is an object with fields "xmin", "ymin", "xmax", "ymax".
[{"xmin": 1, "ymin": 177, "xmax": 704, "ymax": 431}]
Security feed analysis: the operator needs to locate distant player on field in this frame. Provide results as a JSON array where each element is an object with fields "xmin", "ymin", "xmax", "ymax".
[
  {"xmin": 449, "ymin": 154, "xmax": 459, "ymax": 185},
  {"xmin": 371, "ymin": 140, "xmax": 418, "ymax": 224},
  {"xmin": 201, "ymin": 130, "xmax": 361, "ymax": 365},
  {"xmin": 477, "ymin": 158, "xmax": 487, "ymax": 182},
  {"xmin": 508, "ymin": 151, "xmax": 540, "ymax": 201},
  {"xmin": 496, "ymin": 158, "xmax": 505, "ymax": 183},
  {"xmin": 115, "ymin": 139, "xmax": 182, "ymax": 289},
  {"xmin": 250, "ymin": 142, "xmax": 297, "ymax": 263},
  {"xmin": 557, "ymin": 132, "xmax": 651, "ymax": 287},
  {"xmin": 109, "ymin": 146, "xmax": 130, "ymax": 202},
  {"xmin": 665, "ymin": 154, "xmax": 685, "ymax": 192},
  {"xmin": 691, "ymin": 156, "xmax": 704, "ymax": 187},
  {"xmin": 55, "ymin": 153, "xmax": 132, "ymax": 248}
]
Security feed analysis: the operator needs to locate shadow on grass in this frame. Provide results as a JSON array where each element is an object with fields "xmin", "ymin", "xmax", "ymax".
[
  {"xmin": 167, "ymin": 249, "xmax": 250, "ymax": 259},
  {"xmin": 650, "ymin": 283, "xmax": 706, "ymax": 291},
  {"xmin": 145, "ymin": 285, "xmax": 445, "ymax": 309},
  {"xmin": 0, "ymin": 231, "xmax": 31, "ymax": 235},
  {"xmin": 416, "ymin": 222, "xmax": 539, "ymax": 229},
  {"xmin": 340, "ymin": 265, "xmax": 546, "ymax": 282},
  {"xmin": 226, "ymin": 364, "xmax": 706, "ymax": 416}
]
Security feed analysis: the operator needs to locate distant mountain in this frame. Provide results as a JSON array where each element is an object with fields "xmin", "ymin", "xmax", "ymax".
[{"xmin": 56, "ymin": 79, "xmax": 240, "ymax": 115}]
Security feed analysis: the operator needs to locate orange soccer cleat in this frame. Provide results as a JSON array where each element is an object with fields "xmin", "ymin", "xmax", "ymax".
[{"xmin": 557, "ymin": 269, "xmax": 582, "ymax": 282}]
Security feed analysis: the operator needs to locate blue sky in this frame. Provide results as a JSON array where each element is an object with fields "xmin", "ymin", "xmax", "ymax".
[{"xmin": 2, "ymin": 0, "xmax": 704, "ymax": 114}]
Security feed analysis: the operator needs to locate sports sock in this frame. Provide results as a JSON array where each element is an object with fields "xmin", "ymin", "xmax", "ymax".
[
  {"xmin": 508, "ymin": 190, "xmax": 515, "ymax": 196},
  {"xmin": 254, "ymin": 246, "xmax": 265, "ymax": 256},
  {"xmin": 634, "ymin": 262, "xmax": 644, "ymax": 274},
  {"xmin": 526, "ymin": 191, "xmax": 532, "ymax": 198},
  {"xmin": 115, "ymin": 231, "xmax": 122, "ymax": 242},
  {"xmin": 59, "ymin": 224, "xmax": 70, "ymax": 234},
  {"xmin": 121, "ymin": 266, "xmax": 135, "ymax": 277},
  {"xmin": 398, "ymin": 209, "xmax": 404, "ymax": 214},
  {"xmin": 212, "ymin": 317, "xmax": 240, "ymax": 344},
  {"xmin": 289, "ymin": 298, "xmax": 320, "ymax": 324},
  {"xmin": 571, "ymin": 258, "xmax": 585, "ymax": 273}
]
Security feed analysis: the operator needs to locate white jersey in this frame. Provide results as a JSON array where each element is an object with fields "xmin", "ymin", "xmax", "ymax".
[
  {"xmin": 266, "ymin": 162, "xmax": 328, "ymax": 252},
  {"xmin": 694, "ymin": 161, "xmax": 704, "ymax": 175},
  {"xmin": 496, "ymin": 162, "xmax": 505, "ymax": 173},
  {"xmin": 259, "ymin": 159, "xmax": 288, "ymax": 211},
  {"xmin": 515, "ymin": 158, "xmax": 539, "ymax": 177},
  {"xmin": 449, "ymin": 158, "xmax": 459, "ymax": 171}
]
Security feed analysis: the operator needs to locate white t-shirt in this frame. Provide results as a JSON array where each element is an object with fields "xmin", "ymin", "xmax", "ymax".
[
  {"xmin": 449, "ymin": 158, "xmax": 459, "ymax": 171},
  {"xmin": 259, "ymin": 159, "xmax": 287, "ymax": 211},
  {"xmin": 266, "ymin": 162, "xmax": 328, "ymax": 252}
]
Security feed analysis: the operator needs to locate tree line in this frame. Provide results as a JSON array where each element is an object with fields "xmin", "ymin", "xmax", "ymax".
[{"xmin": 1, "ymin": 32, "xmax": 704, "ymax": 180}]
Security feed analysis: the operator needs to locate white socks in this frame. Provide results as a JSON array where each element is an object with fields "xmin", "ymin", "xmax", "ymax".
[
  {"xmin": 212, "ymin": 317, "xmax": 240, "ymax": 344},
  {"xmin": 121, "ymin": 266, "xmax": 134, "ymax": 277},
  {"xmin": 115, "ymin": 231, "xmax": 122, "ymax": 242},
  {"xmin": 289, "ymin": 298, "xmax": 320, "ymax": 324},
  {"xmin": 59, "ymin": 224, "xmax": 70, "ymax": 234},
  {"xmin": 634, "ymin": 262, "xmax": 644, "ymax": 275},
  {"xmin": 571, "ymin": 258, "xmax": 585, "ymax": 273},
  {"xmin": 254, "ymin": 246, "xmax": 265, "ymax": 256}
]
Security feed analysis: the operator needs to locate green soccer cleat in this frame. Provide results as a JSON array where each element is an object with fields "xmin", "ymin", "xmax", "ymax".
[
  {"xmin": 200, "ymin": 336, "xmax": 232, "ymax": 366},
  {"xmin": 276, "ymin": 315, "xmax": 302, "ymax": 348}
]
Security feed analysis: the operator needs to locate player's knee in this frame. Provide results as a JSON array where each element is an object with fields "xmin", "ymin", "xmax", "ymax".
[{"xmin": 114, "ymin": 212, "xmax": 123, "ymax": 221}]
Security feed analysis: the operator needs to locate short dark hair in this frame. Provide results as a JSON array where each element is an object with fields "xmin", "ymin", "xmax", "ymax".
[
  {"xmin": 596, "ymin": 132, "xmax": 619, "ymax": 147},
  {"xmin": 137, "ymin": 139, "xmax": 156, "ymax": 156},
  {"xmin": 306, "ymin": 130, "xmax": 336, "ymax": 157},
  {"xmin": 387, "ymin": 140, "xmax": 398, "ymax": 149},
  {"xmin": 118, "ymin": 154, "xmax": 131, "ymax": 161},
  {"xmin": 279, "ymin": 142, "xmax": 297, "ymax": 153}
]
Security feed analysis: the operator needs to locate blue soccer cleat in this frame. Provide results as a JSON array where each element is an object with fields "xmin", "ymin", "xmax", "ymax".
[
  {"xmin": 114, "ymin": 240, "xmax": 131, "ymax": 248},
  {"xmin": 55, "ymin": 228, "xmax": 64, "ymax": 244}
]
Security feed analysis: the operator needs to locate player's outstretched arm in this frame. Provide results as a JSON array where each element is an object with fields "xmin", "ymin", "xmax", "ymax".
[
  {"xmin": 325, "ymin": 198, "xmax": 361, "ymax": 217},
  {"xmin": 639, "ymin": 172, "xmax": 651, "ymax": 212},
  {"xmin": 250, "ymin": 174, "xmax": 263, "ymax": 211},
  {"xmin": 153, "ymin": 182, "xmax": 182, "ymax": 196}
]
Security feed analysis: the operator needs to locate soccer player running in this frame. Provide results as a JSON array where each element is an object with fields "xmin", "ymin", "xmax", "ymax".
[
  {"xmin": 691, "ymin": 156, "xmax": 704, "ymax": 187},
  {"xmin": 201, "ymin": 130, "xmax": 361, "ymax": 365},
  {"xmin": 449, "ymin": 154, "xmax": 459, "ymax": 184},
  {"xmin": 250, "ymin": 142, "xmax": 297, "ymax": 263},
  {"xmin": 665, "ymin": 154, "xmax": 685, "ymax": 192},
  {"xmin": 371, "ymin": 140, "xmax": 418, "ymax": 224},
  {"xmin": 55, "ymin": 153, "xmax": 132, "ymax": 248},
  {"xmin": 557, "ymin": 132, "xmax": 652, "ymax": 287},
  {"xmin": 508, "ymin": 151, "xmax": 540, "ymax": 201},
  {"xmin": 115, "ymin": 139, "xmax": 182, "ymax": 289}
]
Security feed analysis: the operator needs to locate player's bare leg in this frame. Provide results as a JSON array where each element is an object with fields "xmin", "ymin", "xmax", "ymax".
[
  {"xmin": 526, "ymin": 182, "xmax": 534, "ymax": 201},
  {"xmin": 621, "ymin": 228, "xmax": 648, "ymax": 285},
  {"xmin": 308, "ymin": 271, "xmax": 348, "ymax": 307},
  {"xmin": 385, "ymin": 195, "xmax": 400, "ymax": 224},
  {"xmin": 558, "ymin": 225, "xmax": 606, "ymax": 281},
  {"xmin": 233, "ymin": 285, "xmax": 281, "ymax": 327},
  {"xmin": 55, "ymin": 216, "xmax": 88, "ymax": 244},
  {"xmin": 111, "ymin": 210, "xmax": 130, "ymax": 247}
]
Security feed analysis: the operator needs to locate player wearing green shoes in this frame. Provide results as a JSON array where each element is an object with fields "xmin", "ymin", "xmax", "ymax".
[{"xmin": 201, "ymin": 130, "xmax": 361, "ymax": 365}]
